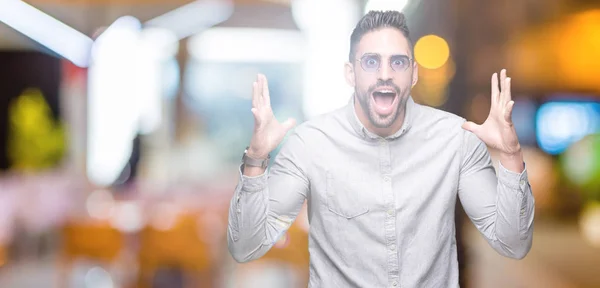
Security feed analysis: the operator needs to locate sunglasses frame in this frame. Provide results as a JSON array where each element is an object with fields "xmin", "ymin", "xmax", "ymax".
[{"xmin": 356, "ymin": 53, "xmax": 414, "ymax": 73}]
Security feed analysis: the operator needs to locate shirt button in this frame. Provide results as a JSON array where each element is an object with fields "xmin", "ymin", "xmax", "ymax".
[
  {"xmin": 236, "ymin": 209, "xmax": 241, "ymax": 213},
  {"xmin": 390, "ymin": 245, "xmax": 396, "ymax": 251},
  {"xmin": 384, "ymin": 176, "xmax": 391, "ymax": 182},
  {"xmin": 520, "ymin": 180, "xmax": 526, "ymax": 186},
  {"xmin": 392, "ymin": 281, "xmax": 398, "ymax": 286},
  {"xmin": 387, "ymin": 210, "xmax": 394, "ymax": 216}
]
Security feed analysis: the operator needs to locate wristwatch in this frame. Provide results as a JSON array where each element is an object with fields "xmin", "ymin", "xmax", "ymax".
[{"xmin": 242, "ymin": 147, "xmax": 270, "ymax": 169}]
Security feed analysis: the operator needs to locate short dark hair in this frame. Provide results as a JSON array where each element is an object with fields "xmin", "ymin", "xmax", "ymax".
[{"xmin": 349, "ymin": 10, "xmax": 412, "ymax": 62}]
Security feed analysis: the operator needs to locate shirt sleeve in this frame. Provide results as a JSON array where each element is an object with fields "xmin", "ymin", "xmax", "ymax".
[
  {"xmin": 457, "ymin": 128, "xmax": 535, "ymax": 259},
  {"xmin": 227, "ymin": 130, "xmax": 310, "ymax": 263}
]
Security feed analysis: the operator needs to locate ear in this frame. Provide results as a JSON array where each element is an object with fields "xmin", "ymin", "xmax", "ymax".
[
  {"xmin": 344, "ymin": 62, "xmax": 356, "ymax": 87},
  {"xmin": 411, "ymin": 61, "xmax": 419, "ymax": 87}
]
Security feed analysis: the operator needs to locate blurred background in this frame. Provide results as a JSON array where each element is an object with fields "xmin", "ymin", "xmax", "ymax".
[{"xmin": 0, "ymin": 0, "xmax": 599, "ymax": 287}]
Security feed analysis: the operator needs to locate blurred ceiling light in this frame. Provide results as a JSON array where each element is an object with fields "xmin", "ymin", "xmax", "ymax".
[
  {"xmin": 88, "ymin": 19, "xmax": 177, "ymax": 187},
  {"xmin": 291, "ymin": 0, "xmax": 359, "ymax": 32},
  {"xmin": 91, "ymin": 16, "xmax": 141, "ymax": 63},
  {"xmin": 138, "ymin": 27, "xmax": 179, "ymax": 61},
  {"xmin": 136, "ymin": 27, "xmax": 178, "ymax": 135},
  {"xmin": 365, "ymin": 0, "xmax": 409, "ymax": 13},
  {"xmin": 415, "ymin": 35, "xmax": 450, "ymax": 70},
  {"xmin": 188, "ymin": 28, "xmax": 305, "ymax": 63},
  {"xmin": 291, "ymin": 0, "xmax": 360, "ymax": 118},
  {"xmin": 0, "ymin": 0, "xmax": 93, "ymax": 67},
  {"xmin": 87, "ymin": 16, "xmax": 142, "ymax": 187},
  {"xmin": 145, "ymin": 0, "xmax": 234, "ymax": 40}
]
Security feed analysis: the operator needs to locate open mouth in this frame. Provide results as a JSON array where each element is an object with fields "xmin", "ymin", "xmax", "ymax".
[{"xmin": 371, "ymin": 88, "xmax": 398, "ymax": 115}]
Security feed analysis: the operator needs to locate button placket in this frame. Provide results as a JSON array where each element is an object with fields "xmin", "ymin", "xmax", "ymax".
[{"xmin": 379, "ymin": 139, "xmax": 399, "ymax": 285}]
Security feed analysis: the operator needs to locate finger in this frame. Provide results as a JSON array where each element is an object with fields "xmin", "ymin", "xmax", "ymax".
[
  {"xmin": 261, "ymin": 74, "xmax": 271, "ymax": 107},
  {"xmin": 281, "ymin": 118, "xmax": 297, "ymax": 132},
  {"xmin": 252, "ymin": 81, "xmax": 260, "ymax": 109},
  {"xmin": 504, "ymin": 100, "xmax": 515, "ymax": 123},
  {"xmin": 461, "ymin": 121, "xmax": 480, "ymax": 133},
  {"xmin": 504, "ymin": 77, "xmax": 512, "ymax": 103},
  {"xmin": 256, "ymin": 74, "xmax": 264, "ymax": 107},
  {"xmin": 500, "ymin": 69, "xmax": 507, "ymax": 103},
  {"xmin": 500, "ymin": 69, "xmax": 507, "ymax": 91},
  {"xmin": 251, "ymin": 107, "xmax": 262, "ymax": 127},
  {"xmin": 491, "ymin": 73, "xmax": 499, "ymax": 105}
]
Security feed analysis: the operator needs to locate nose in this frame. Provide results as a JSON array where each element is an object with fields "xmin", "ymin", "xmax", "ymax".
[{"xmin": 378, "ymin": 61, "xmax": 393, "ymax": 81}]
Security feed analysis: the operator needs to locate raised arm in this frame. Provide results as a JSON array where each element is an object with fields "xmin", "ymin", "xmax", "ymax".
[
  {"xmin": 460, "ymin": 69, "xmax": 535, "ymax": 259},
  {"xmin": 227, "ymin": 74, "xmax": 308, "ymax": 263},
  {"xmin": 458, "ymin": 130, "xmax": 534, "ymax": 259}
]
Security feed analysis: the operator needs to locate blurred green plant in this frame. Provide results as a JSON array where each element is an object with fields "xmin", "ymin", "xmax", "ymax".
[
  {"xmin": 560, "ymin": 133, "xmax": 600, "ymax": 201},
  {"xmin": 7, "ymin": 88, "xmax": 66, "ymax": 171}
]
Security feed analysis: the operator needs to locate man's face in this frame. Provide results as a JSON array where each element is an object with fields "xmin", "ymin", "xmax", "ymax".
[{"xmin": 345, "ymin": 28, "xmax": 418, "ymax": 129}]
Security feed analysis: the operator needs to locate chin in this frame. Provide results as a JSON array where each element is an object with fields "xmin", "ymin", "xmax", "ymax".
[{"xmin": 368, "ymin": 109, "xmax": 399, "ymax": 129}]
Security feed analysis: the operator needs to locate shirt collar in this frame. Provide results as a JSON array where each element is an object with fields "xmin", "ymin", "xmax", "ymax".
[{"xmin": 346, "ymin": 95, "xmax": 417, "ymax": 141}]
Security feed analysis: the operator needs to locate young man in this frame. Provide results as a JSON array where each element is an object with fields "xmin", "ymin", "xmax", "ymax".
[{"xmin": 228, "ymin": 10, "xmax": 535, "ymax": 287}]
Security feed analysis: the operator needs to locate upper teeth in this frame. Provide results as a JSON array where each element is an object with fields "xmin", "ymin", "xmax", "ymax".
[{"xmin": 379, "ymin": 90, "xmax": 393, "ymax": 93}]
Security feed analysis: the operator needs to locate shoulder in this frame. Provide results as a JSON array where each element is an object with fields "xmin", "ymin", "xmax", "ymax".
[
  {"xmin": 413, "ymin": 103, "xmax": 487, "ymax": 160},
  {"xmin": 411, "ymin": 102, "xmax": 486, "ymax": 149},
  {"xmin": 413, "ymin": 103, "xmax": 466, "ymax": 135}
]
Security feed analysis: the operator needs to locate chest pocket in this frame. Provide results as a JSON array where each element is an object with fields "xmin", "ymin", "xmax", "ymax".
[{"xmin": 325, "ymin": 171, "xmax": 370, "ymax": 219}]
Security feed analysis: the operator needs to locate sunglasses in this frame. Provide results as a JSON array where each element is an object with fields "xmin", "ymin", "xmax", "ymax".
[{"xmin": 356, "ymin": 53, "xmax": 413, "ymax": 73}]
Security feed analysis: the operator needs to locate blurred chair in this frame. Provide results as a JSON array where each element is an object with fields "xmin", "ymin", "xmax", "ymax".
[
  {"xmin": 59, "ymin": 220, "xmax": 125, "ymax": 287},
  {"xmin": 262, "ymin": 223, "xmax": 309, "ymax": 287},
  {"xmin": 136, "ymin": 211, "xmax": 215, "ymax": 288},
  {"xmin": 232, "ymin": 222, "xmax": 309, "ymax": 288},
  {"xmin": 261, "ymin": 223, "xmax": 309, "ymax": 270},
  {"xmin": 0, "ymin": 244, "xmax": 7, "ymax": 268}
]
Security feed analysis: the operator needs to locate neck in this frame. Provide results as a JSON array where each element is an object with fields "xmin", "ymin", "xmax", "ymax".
[{"xmin": 354, "ymin": 95, "xmax": 406, "ymax": 138}]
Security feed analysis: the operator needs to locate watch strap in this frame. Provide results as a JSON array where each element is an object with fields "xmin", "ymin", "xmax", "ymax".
[{"xmin": 242, "ymin": 147, "xmax": 270, "ymax": 168}]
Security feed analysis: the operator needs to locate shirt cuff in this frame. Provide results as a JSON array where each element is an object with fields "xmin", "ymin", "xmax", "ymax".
[
  {"xmin": 497, "ymin": 161, "xmax": 529, "ymax": 191},
  {"xmin": 238, "ymin": 164, "xmax": 268, "ymax": 193}
]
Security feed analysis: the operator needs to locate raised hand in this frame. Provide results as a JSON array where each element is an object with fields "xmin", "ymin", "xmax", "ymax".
[
  {"xmin": 462, "ymin": 69, "xmax": 521, "ymax": 156},
  {"xmin": 247, "ymin": 74, "xmax": 296, "ymax": 159}
]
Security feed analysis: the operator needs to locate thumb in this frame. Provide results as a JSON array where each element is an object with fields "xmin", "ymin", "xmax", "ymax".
[
  {"xmin": 281, "ymin": 118, "xmax": 297, "ymax": 132},
  {"xmin": 251, "ymin": 108, "xmax": 262, "ymax": 126},
  {"xmin": 461, "ymin": 121, "xmax": 479, "ymax": 133}
]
